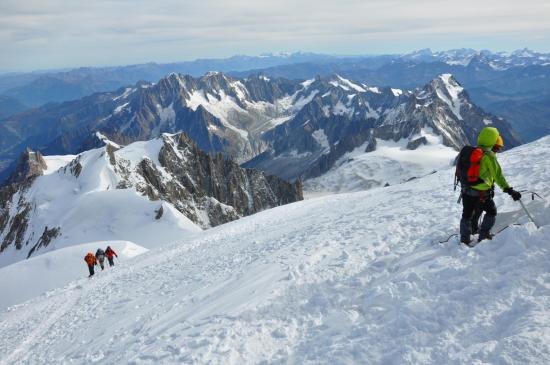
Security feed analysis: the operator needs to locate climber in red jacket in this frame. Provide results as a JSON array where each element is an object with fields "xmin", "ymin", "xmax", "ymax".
[{"xmin": 105, "ymin": 246, "xmax": 118, "ymax": 267}]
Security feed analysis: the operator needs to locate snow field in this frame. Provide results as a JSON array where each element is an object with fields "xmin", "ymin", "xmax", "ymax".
[
  {"xmin": 0, "ymin": 241, "xmax": 148, "ymax": 310},
  {"xmin": 305, "ymin": 131, "xmax": 457, "ymax": 193},
  {"xmin": 0, "ymin": 137, "xmax": 549, "ymax": 364}
]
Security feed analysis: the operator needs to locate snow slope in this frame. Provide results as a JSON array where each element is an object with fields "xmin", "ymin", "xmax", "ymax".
[
  {"xmin": 1, "ymin": 137, "xmax": 550, "ymax": 364},
  {"xmin": 0, "ymin": 241, "xmax": 147, "ymax": 311},
  {"xmin": 305, "ymin": 129, "xmax": 458, "ymax": 193}
]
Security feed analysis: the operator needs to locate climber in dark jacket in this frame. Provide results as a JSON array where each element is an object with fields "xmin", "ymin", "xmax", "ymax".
[{"xmin": 95, "ymin": 248, "xmax": 106, "ymax": 270}]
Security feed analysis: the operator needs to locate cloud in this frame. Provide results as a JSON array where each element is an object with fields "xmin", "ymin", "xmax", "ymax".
[{"xmin": 1, "ymin": 0, "xmax": 549, "ymax": 70}]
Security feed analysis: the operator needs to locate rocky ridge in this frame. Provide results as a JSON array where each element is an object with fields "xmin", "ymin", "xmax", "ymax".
[
  {"xmin": 244, "ymin": 74, "xmax": 520, "ymax": 180},
  {"xmin": 0, "ymin": 72, "xmax": 520, "ymax": 184},
  {"xmin": 0, "ymin": 132, "xmax": 302, "ymax": 263}
]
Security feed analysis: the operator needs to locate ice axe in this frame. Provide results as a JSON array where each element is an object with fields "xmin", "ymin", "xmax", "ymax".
[{"xmin": 518, "ymin": 198, "xmax": 540, "ymax": 229}]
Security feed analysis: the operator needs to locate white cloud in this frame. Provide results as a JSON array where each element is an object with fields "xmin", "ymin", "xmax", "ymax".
[{"xmin": 1, "ymin": 0, "xmax": 549, "ymax": 70}]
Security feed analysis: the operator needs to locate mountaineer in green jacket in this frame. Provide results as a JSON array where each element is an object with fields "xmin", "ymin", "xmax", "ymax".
[{"xmin": 460, "ymin": 127, "xmax": 522, "ymax": 245}]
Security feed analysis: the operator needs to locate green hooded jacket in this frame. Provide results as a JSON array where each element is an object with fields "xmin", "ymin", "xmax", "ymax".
[{"xmin": 471, "ymin": 127, "xmax": 510, "ymax": 191}]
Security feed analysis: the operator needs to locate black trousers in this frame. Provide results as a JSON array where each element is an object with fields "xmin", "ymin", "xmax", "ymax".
[
  {"xmin": 88, "ymin": 264, "xmax": 95, "ymax": 276},
  {"xmin": 460, "ymin": 192, "xmax": 497, "ymax": 239},
  {"xmin": 108, "ymin": 257, "xmax": 115, "ymax": 267}
]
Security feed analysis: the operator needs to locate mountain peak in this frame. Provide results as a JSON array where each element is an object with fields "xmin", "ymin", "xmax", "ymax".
[
  {"xmin": 6, "ymin": 148, "xmax": 48, "ymax": 185},
  {"xmin": 410, "ymin": 48, "xmax": 433, "ymax": 56},
  {"xmin": 423, "ymin": 74, "xmax": 466, "ymax": 120},
  {"xmin": 511, "ymin": 48, "xmax": 536, "ymax": 58}
]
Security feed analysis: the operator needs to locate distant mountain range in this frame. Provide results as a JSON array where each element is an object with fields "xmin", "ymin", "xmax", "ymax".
[
  {"xmin": 0, "ymin": 71, "xmax": 520, "ymax": 183},
  {"xmin": 0, "ymin": 95, "xmax": 27, "ymax": 119},
  {"xmin": 0, "ymin": 53, "xmax": 336, "ymax": 107},
  {"xmin": 0, "ymin": 48, "xmax": 547, "ymax": 145}
]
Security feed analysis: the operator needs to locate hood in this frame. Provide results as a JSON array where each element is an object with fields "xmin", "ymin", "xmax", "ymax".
[{"xmin": 477, "ymin": 127, "xmax": 499, "ymax": 148}]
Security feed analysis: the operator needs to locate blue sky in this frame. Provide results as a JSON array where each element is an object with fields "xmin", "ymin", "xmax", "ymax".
[{"xmin": 1, "ymin": 0, "xmax": 549, "ymax": 72}]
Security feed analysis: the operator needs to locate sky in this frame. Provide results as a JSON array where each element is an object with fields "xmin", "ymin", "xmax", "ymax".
[{"xmin": 1, "ymin": 0, "xmax": 550, "ymax": 72}]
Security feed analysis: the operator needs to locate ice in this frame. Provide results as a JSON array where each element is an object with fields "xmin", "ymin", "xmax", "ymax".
[{"xmin": 230, "ymin": 80, "xmax": 249, "ymax": 101}]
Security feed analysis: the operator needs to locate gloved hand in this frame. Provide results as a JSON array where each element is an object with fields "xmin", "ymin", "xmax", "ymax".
[{"xmin": 504, "ymin": 187, "xmax": 522, "ymax": 201}]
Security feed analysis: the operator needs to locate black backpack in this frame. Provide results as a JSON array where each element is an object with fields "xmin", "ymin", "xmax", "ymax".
[
  {"xmin": 455, "ymin": 146, "xmax": 485, "ymax": 189},
  {"xmin": 96, "ymin": 249, "xmax": 105, "ymax": 258}
]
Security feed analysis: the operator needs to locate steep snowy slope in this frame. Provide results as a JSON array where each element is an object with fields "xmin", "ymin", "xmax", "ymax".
[{"xmin": 0, "ymin": 137, "xmax": 549, "ymax": 364}]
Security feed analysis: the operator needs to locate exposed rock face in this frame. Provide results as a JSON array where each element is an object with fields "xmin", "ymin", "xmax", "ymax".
[
  {"xmin": 0, "ymin": 183, "xmax": 32, "ymax": 253},
  {"xmin": 6, "ymin": 149, "xmax": 47, "ymax": 185},
  {"xmin": 244, "ymin": 74, "xmax": 521, "ymax": 181},
  {"xmin": 33, "ymin": 73, "xmax": 298, "ymax": 165},
  {"xmin": 0, "ymin": 132, "xmax": 302, "ymax": 263},
  {"xmin": 0, "ymin": 149, "xmax": 50, "ymax": 253},
  {"xmin": 0, "ymin": 72, "xmax": 520, "ymax": 185},
  {"xmin": 27, "ymin": 227, "xmax": 61, "ymax": 258},
  {"xmin": 128, "ymin": 133, "xmax": 303, "ymax": 227}
]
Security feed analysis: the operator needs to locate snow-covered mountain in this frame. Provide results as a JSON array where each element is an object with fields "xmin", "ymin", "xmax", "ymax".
[
  {"xmin": 402, "ymin": 48, "xmax": 550, "ymax": 70},
  {"xmin": 244, "ymin": 74, "xmax": 519, "ymax": 181},
  {"xmin": 0, "ymin": 132, "xmax": 302, "ymax": 267},
  {"xmin": 0, "ymin": 73, "xmax": 294, "ymax": 173},
  {"xmin": 0, "ymin": 72, "xmax": 519, "ymax": 184},
  {"xmin": 1, "ymin": 136, "xmax": 549, "ymax": 364}
]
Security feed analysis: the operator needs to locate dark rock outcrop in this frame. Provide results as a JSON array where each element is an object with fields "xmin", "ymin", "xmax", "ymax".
[
  {"xmin": 27, "ymin": 226, "xmax": 61, "ymax": 258},
  {"xmin": 131, "ymin": 133, "xmax": 303, "ymax": 227},
  {"xmin": 6, "ymin": 149, "xmax": 47, "ymax": 185}
]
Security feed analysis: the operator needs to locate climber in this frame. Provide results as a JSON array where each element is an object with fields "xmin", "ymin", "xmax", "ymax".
[
  {"xmin": 456, "ymin": 127, "xmax": 521, "ymax": 245},
  {"xmin": 95, "ymin": 248, "xmax": 106, "ymax": 270},
  {"xmin": 105, "ymin": 246, "xmax": 118, "ymax": 267},
  {"xmin": 84, "ymin": 252, "xmax": 98, "ymax": 277}
]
